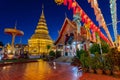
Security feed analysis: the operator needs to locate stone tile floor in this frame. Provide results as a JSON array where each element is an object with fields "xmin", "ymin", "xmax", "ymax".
[{"xmin": 0, "ymin": 60, "xmax": 119, "ymax": 80}]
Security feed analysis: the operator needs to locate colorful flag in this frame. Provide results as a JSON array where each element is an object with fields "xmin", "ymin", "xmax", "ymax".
[{"xmin": 84, "ymin": 23, "xmax": 91, "ymax": 40}]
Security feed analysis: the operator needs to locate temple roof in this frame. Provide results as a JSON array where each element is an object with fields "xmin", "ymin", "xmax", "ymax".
[{"xmin": 54, "ymin": 17, "xmax": 76, "ymax": 45}]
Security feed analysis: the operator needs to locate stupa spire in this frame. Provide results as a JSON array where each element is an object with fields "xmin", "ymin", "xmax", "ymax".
[
  {"xmin": 65, "ymin": 12, "xmax": 67, "ymax": 18},
  {"xmin": 35, "ymin": 4, "xmax": 48, "ymax": 34},
  {"xmin": 30, "ymin": 3, "xmax": 52, "ymax": 40},
  {"xmin": 28, "ymin": 4, "xmax": 53, "ymax": 55},
  {"xmin": 39, "ymin": 4, "xmax": 45, "ymax": 20},
  {"xmin": 42, "ymin": 4, "xmax": 44, "ymax": 15}
]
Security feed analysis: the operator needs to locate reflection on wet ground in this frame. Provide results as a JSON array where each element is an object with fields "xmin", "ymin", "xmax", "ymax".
[{"xmin": 0, "ymin": 60, "xmax": 79, "ymax": 80}]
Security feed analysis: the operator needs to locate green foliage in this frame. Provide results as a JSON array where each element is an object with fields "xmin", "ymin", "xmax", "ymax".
[
  {"xmin": 89, "ymin": 41, "xmax": 110, "ymax": 54},
  {"xmin": 79, "ymin": 50, "xmax": 90, "ymax": 69},
  {"xmin": 80, "ymin": 51, "xmax": 105, "ymax": 70},
  {"xmin": 79, "ymin": 46, "xmax": 120, "ymax": 73},
  {"xmin": 49, "ymin": 50, "xmax": 55, "ymax": 57},
  {"xmin": 74, "ymin": 49, "xmax": 90, "ymax": 69},
  {"xmin": 89, "ymin": 43, "xmax": 100, "ymax": 54},
  {"xmin": 101, "ymin": 41, "xmax": 110, "ymax": 53},
  {"xmin": 46, "ymin": 45, "xmax": 51, "ymax": 50},
  {"xmin": 76, "ymin": 49, "xmax": 80, "ymax": 59},
  {"xmin": 93, "ymin": 52, "xmax": 103, "ymax": 69},
  {"xmin": 46, "ymin": 45, "xmax": 51, "ymax": 54},
  {"xmin": 76, "ymin": 49, "xmax": 87, "ymax": 59},
  {"xmin": 105, "ymin": 48, "xmax": 120, "ymax": 70},
  {"xmin": 80, "ymin": 53, "xmax": 90, "ymax": 68}
]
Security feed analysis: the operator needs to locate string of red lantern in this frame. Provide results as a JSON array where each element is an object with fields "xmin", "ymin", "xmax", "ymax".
[
  {"xmin": 62, "ymin": 0, "xmax": 112, "ymax": 45},
  {"xmin": 88, "ymin": 0, "xmax": 114, "ymax": 46}
]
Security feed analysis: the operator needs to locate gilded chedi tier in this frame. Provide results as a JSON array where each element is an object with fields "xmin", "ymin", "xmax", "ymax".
[{"xmin": 28, "ymin": 7, "xmax": 53, "ymax": 54}]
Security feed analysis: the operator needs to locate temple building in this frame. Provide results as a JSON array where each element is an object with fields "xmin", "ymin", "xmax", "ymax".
[
  {"xmin": 55, "ymin": 17, "xmax": 92, "ymax": 56},
  {"xmin": 55, "ymin": 16, "xmax": 114, "ymax": 56},
  {"xmin": 28, "ymin": 6, "xmax": 53, "ymax": 55}
]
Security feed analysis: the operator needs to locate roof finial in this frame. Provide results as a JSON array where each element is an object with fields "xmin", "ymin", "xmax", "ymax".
[
  {"xmin": 14, "ymin": 21, "xmax": 17, "ymax": 29},
  {"xmin": 19, "ymin": 37, "xmax": 22, "ymax": 44},
  {"xmin": 42, "ymin": 4, "xmax": 44, "ymax": 10},
  {"xmin": 65, "ymin": 12, "xmax": 67, "ymax": 18},
  {"xmin": 42, "ymin": 4, "xmax": 44, "ymax": 15}
]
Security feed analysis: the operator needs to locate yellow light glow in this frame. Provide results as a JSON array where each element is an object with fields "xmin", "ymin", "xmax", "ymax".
[
  {"xmin": 28, "ymin": 8, "xmax": 54, "ymax": 55},
  {"xmin": 54, "ymin": 0, "xmax": 64, "ymax": 5}
]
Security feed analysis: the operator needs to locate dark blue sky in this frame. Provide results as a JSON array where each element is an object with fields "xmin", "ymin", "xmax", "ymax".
[{"xmin": 0, "ymin": 0, "xmax": 120, "ymax": 45}]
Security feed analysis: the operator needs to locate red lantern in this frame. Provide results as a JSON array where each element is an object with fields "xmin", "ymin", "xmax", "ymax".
[
  {"xmin": 90, "ymin": 22, "xmax": 93, "ymax": 29},
  {"xmin": 54, "ymin": 0, "xmax": 64, "ymax": 5},
  {"xmin": 87, "ymin": 18, "xmax": 90, "ymax": 23},
  {"xmin": 72, "ymin": 1, "xmax": 77, "ymax": 7}
]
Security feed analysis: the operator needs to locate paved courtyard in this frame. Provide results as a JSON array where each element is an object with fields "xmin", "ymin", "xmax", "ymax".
[{"xmin": 0, "ymin": 60, "xmax": 119, "ymax": 80}]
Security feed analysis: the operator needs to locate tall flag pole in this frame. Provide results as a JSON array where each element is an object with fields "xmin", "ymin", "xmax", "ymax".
[
  {"xmin": 110, "ymin": 0, "xmax": 117, "ymax": 45},
  {"xmin": 88, "ymin": 0, "xmax": 114, "ymax": 47}
]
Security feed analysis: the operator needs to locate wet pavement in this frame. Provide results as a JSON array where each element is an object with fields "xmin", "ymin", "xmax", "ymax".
[
  {"xmin": 0, "ymin": 60, "xmax": 79, "ymax": 80},
  {"xmin": 0, "ymin": 60, "xmax": 119, "ymax": 80}
]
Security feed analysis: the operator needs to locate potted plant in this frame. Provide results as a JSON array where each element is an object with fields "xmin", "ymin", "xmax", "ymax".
[
  {"xmin": 112, "ymin": 66, "xmax": 120, "ymax": 78},
  {"xmin": 86, "ymin": 53, "xmax": 99, "ymax": 73},
  {"xmin": 103, "ymin": 55, "xmax": 112, "ymax": 75},
  {"xmin": 88, "ymin": 57, "xmax": 95, "ymax": 73},
  {"xmin": 80, "ymin": 53, "xmax": 90, "ymax": 72},
  {"xmin": 95, "ymin": 62, "xmax": 103, "ymax": 74}
]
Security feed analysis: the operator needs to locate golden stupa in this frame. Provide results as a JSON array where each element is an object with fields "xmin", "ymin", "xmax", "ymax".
[{"xmin": 28, "ymin": 6, "xmax": 53, "ymax": 55}]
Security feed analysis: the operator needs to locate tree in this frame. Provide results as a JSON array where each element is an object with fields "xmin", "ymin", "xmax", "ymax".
[
  {"xmin": 76, "ymin": 49, "xmax": 87, "ymax": 59},
  {"xmin": 49, "ymin": 50, "xmax": 55, "ymax": 57},
  {"xmin": 46, "ymin": 45, "xmax": 51, "ymax": 54},
  {"xmin": 89, "ymin": 43, "xmax": 100, "ymax": 54},
  {"xmin": 89, "ymin": 41, "xmax": 110, "ymax": 54},
  {"xmin": 101, "ymin": 41, "xmax": 110, "ymax": 53}
]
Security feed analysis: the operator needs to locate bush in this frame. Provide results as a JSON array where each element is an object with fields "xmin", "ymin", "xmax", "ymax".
[
  {"xmin": 49, "ymin": 50, "xmax": 55, "ymax": 57},
  {"xmin": 89, "ymin": 41, "xmax": 110, "ymax": 54},
  {"xmin": 89, "ymin": 43, "xmax": 100, "ymax": 54},
  {"xmin": 76, "ymin": 49, "xmax": 88, "ymax": 59},
  {"xmin": 105, "ymin": 48, "xmax": 120, "ymax": 70},
  {"xmin": 80, "ymin": 53, "xmax": 91, "ymax": 69}
]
